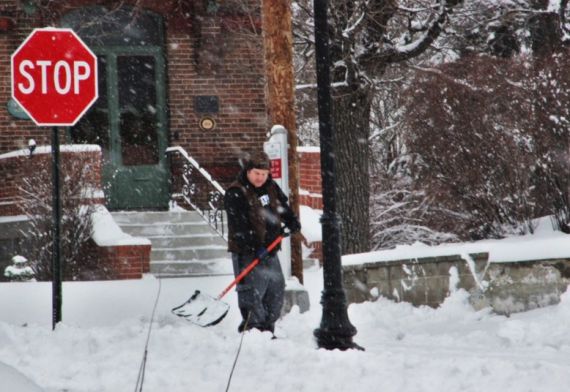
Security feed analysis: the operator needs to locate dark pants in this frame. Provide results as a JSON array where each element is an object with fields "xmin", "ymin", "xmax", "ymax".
[{"xmin": 231, "ymin": 253, "xmax": 285, "ymax": 333}]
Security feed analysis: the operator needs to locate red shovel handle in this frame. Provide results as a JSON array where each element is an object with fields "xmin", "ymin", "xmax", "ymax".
[{"xmin": 217, "ymin": 235, "xmax": 284, "ymax": 300}]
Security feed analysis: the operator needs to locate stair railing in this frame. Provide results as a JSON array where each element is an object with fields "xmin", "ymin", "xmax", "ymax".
[{"xmin": 165, "ymin": 146, "xmax": 227, "ymax": 241}]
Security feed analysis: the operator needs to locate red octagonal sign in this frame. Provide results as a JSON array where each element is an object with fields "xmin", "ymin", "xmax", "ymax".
[{"xmin": 11, "ymin": 28, "xmax": 98, "ymax": 126}]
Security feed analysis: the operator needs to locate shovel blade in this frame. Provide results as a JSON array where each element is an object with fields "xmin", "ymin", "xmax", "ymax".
[{"xmin": 171, "ymin": 290, "xmax": 230, "ymax": 327}]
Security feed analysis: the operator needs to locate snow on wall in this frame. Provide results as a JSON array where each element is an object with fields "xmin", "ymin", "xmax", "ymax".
[
  {"xmin": 0, "ymin": 144, "xmax": 101, "ymax": 160},
  {"xmin": 343, "ymin": 218, "xmax": 570, "ymax": 266}
]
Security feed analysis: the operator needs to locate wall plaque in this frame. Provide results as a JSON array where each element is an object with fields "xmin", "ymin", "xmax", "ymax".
[{"xmin": 194, "ymin": 95, "xmax": 219, "ymax": 113}]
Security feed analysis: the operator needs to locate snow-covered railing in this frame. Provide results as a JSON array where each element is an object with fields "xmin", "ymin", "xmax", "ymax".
[{"xmin": 166, "ymin": 146, "xmax": 227, "ymax": 241}]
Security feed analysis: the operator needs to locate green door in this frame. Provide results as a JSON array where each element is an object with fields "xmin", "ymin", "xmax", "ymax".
[
  {"xmin": 104, "ymin": 50, "xmax": 168, "ymax": 210},
  {"xmin": 64, "ymin": 6, "xmax": 169, "ymax": 210}
]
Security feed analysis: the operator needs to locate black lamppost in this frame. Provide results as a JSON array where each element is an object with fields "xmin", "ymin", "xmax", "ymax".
[{"xmin": 312, "ymin": 0, "xmax": 362, "ymax": 351}]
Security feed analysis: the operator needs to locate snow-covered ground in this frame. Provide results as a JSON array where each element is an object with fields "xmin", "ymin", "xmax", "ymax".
[
  {"xmin": 2, "ymin": 217, "xmax": 570, "ymax": 391},
  {"xmin": 1, "ymin": 256, "xmax": 570, "ymax": 391}
]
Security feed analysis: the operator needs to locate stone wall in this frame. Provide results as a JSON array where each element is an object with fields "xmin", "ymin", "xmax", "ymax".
[
  {"xmin": 343, "ymin": 254, "xmax": 570, "ymax": 315},
  {"xmin": 343, "ymin": 253, "xmax": 489, "ymax": 308}
]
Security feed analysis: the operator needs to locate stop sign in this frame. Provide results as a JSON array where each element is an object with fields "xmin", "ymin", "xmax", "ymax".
[{"xmin": 11, "ymin": 28, "xmax": 98, "ymax": 126}]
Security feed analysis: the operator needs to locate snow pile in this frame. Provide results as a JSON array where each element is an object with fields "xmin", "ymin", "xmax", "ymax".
[
  {"xmin": 0, "ymin": 144, "xmax": 101, "ymax": 160},
  {"xmin": 1, "ymin": 268, "xmax": 570, "ymax": 391},
  {"xmin": 2, "ymin": 224, "xmax": 570, "ymax": 391},
  {"xmin": 90, "ymin": 206, "xmax": 150, "ymax": 247},
  {"xmin": 0, "ymin": 362, "xmax": 44, "ymax": 392}
]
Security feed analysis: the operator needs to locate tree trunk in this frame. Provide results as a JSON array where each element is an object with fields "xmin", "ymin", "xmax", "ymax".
[
  {"xmin": 332, "ymin": 88, "xmax": 371, "ymax": 254},
  {"xmin": 262, "ymin": 0, "xmax": 304, "ymax": 282}
]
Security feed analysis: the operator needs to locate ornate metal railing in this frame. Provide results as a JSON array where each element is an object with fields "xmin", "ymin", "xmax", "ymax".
[{"xmin": 165, "ymin": 146, "xmax": 227, "ymax": 241}]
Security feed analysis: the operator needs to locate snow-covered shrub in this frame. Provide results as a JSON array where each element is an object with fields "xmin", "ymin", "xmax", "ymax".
[
  {"xmin": 4, "ymin": 255, "xmax": 35, "ymax": 282},
  {"xmin": 400, "ymin": 52, "xmax": 570, "ymax": 240},
  {"xmin": 370, "ymin": 154, "xmax": 458, "ymax": 250},
  {"xmin": 527, "ymin": 52, "xmax": 570, "ymax": 234},
  {"xmin": 18, "ymin": 152, "xmax": 106, "ymax": 281},
  {"xmin": 368, "ymin": 77, "xmax": 460, "ymax": 249}
]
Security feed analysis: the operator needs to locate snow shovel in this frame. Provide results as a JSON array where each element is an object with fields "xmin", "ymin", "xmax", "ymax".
[{"xmin": 171, "ymin": 234, "xmax": 286, "ymax": 327}]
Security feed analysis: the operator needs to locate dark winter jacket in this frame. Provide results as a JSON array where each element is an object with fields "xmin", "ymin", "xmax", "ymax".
[{"xmin": 224, "ymin": 170, "xmax": 301, "ymax": 255}]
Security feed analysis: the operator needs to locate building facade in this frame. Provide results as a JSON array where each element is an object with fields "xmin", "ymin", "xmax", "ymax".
[{"xmin": 0, "ymin": 0, "xmax": 268, "ymax": 211}]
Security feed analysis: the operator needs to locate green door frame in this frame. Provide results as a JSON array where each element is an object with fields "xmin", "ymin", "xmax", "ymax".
[
  {"xmin": 94, "ymin": 46, "xmax": 169, "ymax": 210},
  {"xmin": 61, "ymin": 5, "xmax": 170, "ymax": 211}
]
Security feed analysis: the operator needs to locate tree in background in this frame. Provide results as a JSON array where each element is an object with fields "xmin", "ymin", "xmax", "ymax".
[
  {"xmin": 401, "ymin": 55, "xmax": 538, "ymax": 239},
  {"xmin": 396, "ymin": 2, "xmax": 570, "ymax": 240},
  {"xmin": 294, "ymin": 0, "xmax": 461, "ymax": 254},
  {"xmin": 528, "ymin": 50, "xmax": 570, "ymax": 233},
  {"xmin": 294, "ymin": 0, "xmax": 570, "ymax": 249}
]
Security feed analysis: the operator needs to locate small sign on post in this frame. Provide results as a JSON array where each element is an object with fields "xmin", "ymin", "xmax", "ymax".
[
  {"xmin": 11, "ymin": 28, "xmax": 98, "ymax": 330},
  {"xmin": 270, "ymin": 158, "xmax": 282, "ymax": 179}
]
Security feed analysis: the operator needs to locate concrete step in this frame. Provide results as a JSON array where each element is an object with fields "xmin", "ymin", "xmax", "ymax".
[
  {"xmin": 150, "ymin": 258, "xmax": 233, "ymax": 277},
  {"xmin": 151, "ymin": 246, "xmax": 228, "ymax": 261},
  {"xmin": 111, "ymin": 210, "xmax": 230, "ymax": 277},
  {"xmin": 147, "ymin": 235, "xmax": 227, "ymax": 248},
  {"xmin": 118, "ymin": 222, "xmax": 216, "ymax": 237},
  {"xmin": 111, "ymin": 210, "xmax": 205, "ymax": 224}
]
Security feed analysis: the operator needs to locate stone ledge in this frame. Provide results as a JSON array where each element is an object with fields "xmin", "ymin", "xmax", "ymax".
[
  {"xmin": 282, "ymin": 278, "xmax": 310, "ymax": 315},
  {"xmin": 343, "ymin": 253, "xmax": 570, "ymax": 315}
]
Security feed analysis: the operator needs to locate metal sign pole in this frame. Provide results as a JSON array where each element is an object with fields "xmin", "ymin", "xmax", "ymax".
[
  {"xmin": 11, "ymin": 28, "xmax": 98, "ymax": 331},
  {"xmin": 51, "ymin": 126, "xmax": 62, "ymax": 330}
]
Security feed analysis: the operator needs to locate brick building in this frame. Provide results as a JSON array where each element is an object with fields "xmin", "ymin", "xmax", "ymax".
[
  {"xmin": 0, "ymin": 0, "xmax": 273, "ymax": 278},
  {"xmin": 0, "ymin": 0, "xmax": 323, "ymax": 279},
  {"xmin": 0, "ymin": 0, "xmax": 268, "ymax": 209}
]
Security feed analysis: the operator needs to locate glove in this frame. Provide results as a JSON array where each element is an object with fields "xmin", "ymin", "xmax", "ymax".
[
  {"xmin": 286, "ymin": 219, "xmax": 301, "ymax": 235},
  {"xmin": 255, "ymin": 247, "xmax": 270, "ymax": 261}
]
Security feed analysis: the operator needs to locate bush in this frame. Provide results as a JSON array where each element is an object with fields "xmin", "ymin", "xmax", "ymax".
[
  {"xmin": 399, "ymin": 52, "xmax": 570, "ymax": 240},
  {"xmin": 18, "ymin": 151, "xmax": 106, "ymax": 281}
]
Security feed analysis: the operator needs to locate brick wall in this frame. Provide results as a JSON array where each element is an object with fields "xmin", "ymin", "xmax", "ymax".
[
  {"xmin": 0, "ymin": 145, "xmax": 151, "ymax": 280},
  {"xmin": 298, "ymin": 147, "xmax": 322, "ymax": 210},
  {"xmin": 297, "ymin": 147, "xmax": 323, "ymax": 261},
  {"xmin": 95, "ymin": 243, "xmax": 151, "ymax": 280},
  {"xmin": 0, "ymin": 1, "xmax": 49, "ymax": 154},
  {"xmin": 0, "ymin": 146, "xmax": 103, "ymax": 216},
  {"xmin": 166, "ymin": 5, "xmax": 268, "ymax": 186}
]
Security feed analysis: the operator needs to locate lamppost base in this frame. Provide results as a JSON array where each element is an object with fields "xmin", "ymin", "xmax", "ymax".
[
  {"xmin": 314, "ymin": 327, "xmax": 364, "ymax": 351},
  {"xmin": 313, "ymin": 288, "xmax": 364, "ymax": 351}
]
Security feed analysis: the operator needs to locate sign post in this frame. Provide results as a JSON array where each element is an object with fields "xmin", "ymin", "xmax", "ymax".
[
  {"xmin": 51, "ymin": 125, "xmax": 61, "ymax": 330},
  {"xmin": 264, "ymin": 125, "xmax": 291, "ymax": 278},
  {"xmin": 11, "ymin": 28, "xmax": 98, "ymax": 330}
]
